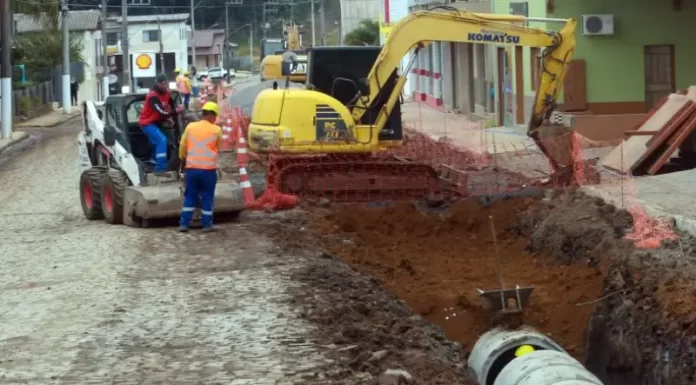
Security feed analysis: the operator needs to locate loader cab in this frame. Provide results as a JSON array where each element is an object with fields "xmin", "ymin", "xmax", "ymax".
[
  {"xmin": 306, "ymin": 46, "xmax": 403, "ymax": 141},
  {"xmin": 102, "ymin": 91, "xmax": 184, "ymax": 172}
]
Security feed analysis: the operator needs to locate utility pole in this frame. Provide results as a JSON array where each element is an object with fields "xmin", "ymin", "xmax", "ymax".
[
  {"xmin": 249, "ymin": 23, "xmax": 253, "ymax": 71},
  {"xmin": 319, "ymin": 0, "xmax": 325, "ymax": 46},
  {"xmin": 262, "ymin": 4, "xmax": 266, "ymax": 38},
  {"xmin": 190, "ymin": 0, "xmax": 196, "ymax": 71},
  {"xmin": 310, "ymin": 0, "xmax": 315, "ymax": 46},
  {"xmin": 1, "ymin": 0, "xmax": 13, "ymax": 139},
  {"xmin": 100, "ymin": 0, "xmax": 109, "ymax": 100},
  {"xmin": 224, "ymin": 2, "xmax": 229, "ymax": 76},
  {"xmin": 61, "ymin": 0, "xmax": 71, "ymax": 113},
  {"xmin": 289, "ymin": 0, "xmax": 294, "ymax": 22},
  {"xmin": 157, "ymin": 17, "xmax": 164, "ymax": 73},
  {"xmin": 121, "ymin": 0, "xmax": 130, "ymax": 91}
]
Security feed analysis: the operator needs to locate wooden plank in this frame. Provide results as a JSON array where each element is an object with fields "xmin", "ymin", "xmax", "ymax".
[
  {"xmin": 600, "ymin": 94, "xmax": 690, "ymax": 173},
  {"xmin": 625, "ymin": 130, "xmax": 661, "ymax": 136},
  {"xmin": 647, "ymin": 112, "xmax": 696, "ymax": 175},
  {"xmin": 631, "ymin": 102, "xmax": 696, "ymax": 174}
]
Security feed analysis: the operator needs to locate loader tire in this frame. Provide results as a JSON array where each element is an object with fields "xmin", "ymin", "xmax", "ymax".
[
  {"xmin": 100, "ymin": 169, "xmax": 129, "ymax": 225},
  {"xmin": 80, "ymin": 166, "xmax": 107, "ymax": 220}
]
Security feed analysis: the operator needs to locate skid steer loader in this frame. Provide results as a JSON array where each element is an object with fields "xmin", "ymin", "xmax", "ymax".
[{"xmin": 77, "ymin": 91, "xmax": 260, "ymax": 227}]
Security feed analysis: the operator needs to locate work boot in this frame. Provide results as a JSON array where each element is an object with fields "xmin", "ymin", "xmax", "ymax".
[
  {"xmin": 202, "ymin": 226, "xmax": 217, "ymax": 233},
  {"xmin": 179, "ymin": 226, "xmax": 189, "ymax": 233}
]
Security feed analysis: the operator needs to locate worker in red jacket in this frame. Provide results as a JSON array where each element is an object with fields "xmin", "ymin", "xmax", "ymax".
[{"xmin": 139, "ymin": 73, "xmax": 183, "ymax": 172}]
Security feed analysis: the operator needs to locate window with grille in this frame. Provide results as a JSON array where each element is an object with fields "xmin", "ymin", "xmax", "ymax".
[
  {"xmin": 106, "ymin": 32, "xmax": 119, "ymax": 45},
  {"xmin": 143, "ymin": 30, "xmax": 160, "ymax": 42}
]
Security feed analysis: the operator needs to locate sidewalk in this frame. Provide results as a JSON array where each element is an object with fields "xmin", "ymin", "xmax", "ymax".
[
  {"xmin": 15, "ymin": 109, "xmax": 80, "ymax": 128},
  {"xmin": 583, "ymin": 169, "xmax": 696, "ymax": 238},
  {"xmin": 0, "ymin": 131, "xmax": 30, "ymax": 154},
  {"xmin": 402, "ymin": 102, "xmax": 534, "ymax": 155}
]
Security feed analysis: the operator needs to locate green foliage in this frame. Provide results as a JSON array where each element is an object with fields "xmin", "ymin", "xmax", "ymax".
[
  {"xmin": 343, "ymin": 19, "xmax": 379, "ymax": 46},
  {"xmin": 32, "ymin": 95, "xmax": 43, "ymax": 109},
  {"xmin": 14, "ymin": 32, "xmax": 84, "ymax": 82},
  {"xmin": 18, "ymin": 96, "xmax": 32, "ymax": 116},
  {"xmin": 12, "ymin": 0, "xmax": 60, "ymax": 27}
]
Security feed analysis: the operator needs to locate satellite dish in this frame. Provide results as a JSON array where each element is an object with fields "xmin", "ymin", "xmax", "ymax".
[{"xmin": 108, "ymin": 74, "xmax": 118, "ymax": 84}]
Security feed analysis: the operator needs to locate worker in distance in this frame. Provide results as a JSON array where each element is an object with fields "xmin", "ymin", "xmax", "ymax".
[
  {"xmin": 139, "ymin": 73, "xmax": 184, "ymax": 173},
  {"xmin": 178, "ymin": 101, "xmax": 223, "ymax": 233},
  {"xmin": 175, "ymin": 68, "xmax": 192, "ymax": 110}
]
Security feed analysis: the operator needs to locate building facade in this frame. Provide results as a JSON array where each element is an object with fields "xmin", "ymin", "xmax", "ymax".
[
  {"xmin": 398, "ymin": 0, "xmax": 495, "ymax": 120},
  {"xmin": 489, "ymin": 0, "xmax": 696, "ymax": 138},
  {"xmin": 105, "ymin": 13, "xmax": 190, "ymax": 87},
  {"xmin": 188, "ymin": 29, "xmax": 225, "ymax": 70}
]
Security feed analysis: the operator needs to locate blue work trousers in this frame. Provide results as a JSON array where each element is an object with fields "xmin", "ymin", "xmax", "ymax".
[
  {"xmin": 183, "ymin": 94, "xmax": 191, "ymax": 110},
  {"xmin": 141, "ymin": 123, "xmax": 168, "ymax": 172},
  {"xmin": 179, "ymin": 168, "xmax": 218, "ymax": 229}
]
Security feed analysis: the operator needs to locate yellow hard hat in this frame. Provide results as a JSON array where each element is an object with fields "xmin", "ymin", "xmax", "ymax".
[
  {"xmin": 183, "ymin": 70, "xmax": 189, "ymax": 75},
  {"xmin": 514, "ymin": 345, "xmax": 535, "ymax": 357},
  {"xmin": 201, "ymin": 101, "xmax": 219, "ymax": 115},
  {"xmin": 174, "ymin": 68, "xmax": 181, "ymax": 73}
]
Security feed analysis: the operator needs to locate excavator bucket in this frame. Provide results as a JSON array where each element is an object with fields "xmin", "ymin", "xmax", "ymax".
[
  {"xmin": 122, "ymin": 171, "xmax": 262, "ymax": 227},
  {"xmin": 477, "ymin": 286, "xmax": 534, "ymax": 314}
]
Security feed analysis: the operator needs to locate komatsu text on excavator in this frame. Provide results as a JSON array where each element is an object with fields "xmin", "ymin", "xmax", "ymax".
[{"xmin": 248, "ymin": 9, "xmax": 579, "ymax": 201}]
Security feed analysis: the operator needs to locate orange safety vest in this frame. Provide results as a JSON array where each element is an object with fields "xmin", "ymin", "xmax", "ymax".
[
  {"xmin": 185, "ymin": 121, "xmax": 219, "ymax": 170},
  {"xmin": 176, "ymin": 75, "xmax": 190, "ymax": 93}
]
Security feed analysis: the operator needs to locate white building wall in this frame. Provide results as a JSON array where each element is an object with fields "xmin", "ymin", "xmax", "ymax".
[
  {"xmin": 107, "ymin": 21, "xmax": 189, "ymax": 70},
  {"xmin": 441, "ymin": 42, "xmax": 454, "ymax": 110},
  {"xmin": 78, "ymin": 30, "xmax": 99, "ymax": 103}
]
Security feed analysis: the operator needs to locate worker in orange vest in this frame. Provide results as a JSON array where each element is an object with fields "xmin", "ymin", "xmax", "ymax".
[
  {"xmin": 175, "ymin": 68, "xmax": 192, "ymax": 110},
  {"xmin": 178, "ymin": 101, "xmax": 223, "ymax": 232}
]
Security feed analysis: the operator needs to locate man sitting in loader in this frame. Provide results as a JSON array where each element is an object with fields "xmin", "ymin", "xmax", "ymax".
[
  {"xmin": 178, "ymin": 101, "xmax": 223, "ymax": 233},
  {"xmin": 139, "ymin": 73, "xmax": 184, "ymax": 172}
]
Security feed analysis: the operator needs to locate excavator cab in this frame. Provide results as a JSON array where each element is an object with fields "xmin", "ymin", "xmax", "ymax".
[{"xmin": 306, "ymin": 46, "xmax": 403, "ymax": 141}]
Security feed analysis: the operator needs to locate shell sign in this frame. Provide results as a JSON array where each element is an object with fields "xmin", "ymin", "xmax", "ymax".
[{"xmin": 135, "ymin": 54, "xmax": 153, "ymax": 70}]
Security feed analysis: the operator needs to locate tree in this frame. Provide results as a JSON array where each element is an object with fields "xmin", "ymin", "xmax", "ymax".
[
  {"xmin": 14, "ymin": 33, "xmax": 83, "ymax": 82},
  {"xmin": 343, "ymin": 19, "xmax": 379, "ymax": 46}
]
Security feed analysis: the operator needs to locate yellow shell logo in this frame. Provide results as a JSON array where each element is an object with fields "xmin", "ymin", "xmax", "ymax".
[{"xmin": 135, "ymin": 54, "xmax": 153, "ymax": 70}]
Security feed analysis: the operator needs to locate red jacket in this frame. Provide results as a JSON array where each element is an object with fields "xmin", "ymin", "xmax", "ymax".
[{"xmin": 139, "ymin": 87, "xmax": 173, "ymax": 127}]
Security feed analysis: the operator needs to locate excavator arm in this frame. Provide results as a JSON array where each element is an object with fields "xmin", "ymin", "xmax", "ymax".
[{"xmin": 350, "ymin": 9, "xmax": 576, "ymax": 140}]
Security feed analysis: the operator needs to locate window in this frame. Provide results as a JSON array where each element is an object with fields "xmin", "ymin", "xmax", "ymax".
[
  {"xmin": 106, "ymin": 32, "xmax": 119, "ymax": 45},
  {"xmin": 143, "ymin": 30, "xmax": 160, "ymax": 42},
  {"xmin": 530, "ymin": 47, "xmax": 541, "ymax": 91}
]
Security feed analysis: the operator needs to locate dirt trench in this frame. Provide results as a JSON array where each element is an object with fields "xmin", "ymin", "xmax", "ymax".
[{"xmin": 260, "ymin": 189, "xmax": 696, "ymax": 385}]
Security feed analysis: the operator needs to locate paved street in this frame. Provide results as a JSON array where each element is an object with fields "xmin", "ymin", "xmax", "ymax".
[{"xmin": 0, "ymin": 110, "xmax": 330, "ymax": 384}]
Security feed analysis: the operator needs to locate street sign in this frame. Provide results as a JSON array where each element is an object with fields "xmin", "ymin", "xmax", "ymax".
[{"xmin": 132, "ymin": 52, "xmax": 156, "ymax": 78}]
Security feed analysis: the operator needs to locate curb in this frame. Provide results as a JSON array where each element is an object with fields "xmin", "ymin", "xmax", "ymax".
[
  {"xmin": 15, "ymin": 112, "xmax": 80, "ymax": 129},
  {"xmin": 0, "ymin": 131, "xmax": 31, "ymax": 156}
]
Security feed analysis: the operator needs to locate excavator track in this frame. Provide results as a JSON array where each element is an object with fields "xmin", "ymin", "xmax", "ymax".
[{"xmin": 267, "ymin": 155, "xmax": 441, "ymax": 202}]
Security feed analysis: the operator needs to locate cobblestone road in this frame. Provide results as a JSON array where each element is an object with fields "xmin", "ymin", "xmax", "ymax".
[{"xmin": 0, "ymin": 119, "xmax": 331, "ymax": 384}]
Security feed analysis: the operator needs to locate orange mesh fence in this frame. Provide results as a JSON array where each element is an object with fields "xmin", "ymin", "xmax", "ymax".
[{"xmin": 223, "ymin": 98, "xmax": 678, "ymax": 248}]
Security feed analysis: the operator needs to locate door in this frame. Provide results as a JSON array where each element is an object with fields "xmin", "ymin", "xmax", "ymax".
[
  {"xmin": 644, "ymin": 45, "xmax": 675, "ymax": 110},
  {"xmin": 563, "ymin": 60, "xmax": 588, "ymax": 112}
]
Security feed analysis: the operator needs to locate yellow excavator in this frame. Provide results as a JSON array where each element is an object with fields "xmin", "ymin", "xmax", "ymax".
[
  {"xmin": 260, "ymin": 22, "xmax": 308, "ymax": 83},
  {"xmin": 248, "ymin": 9, "xmax": 579, "ymax": 200}
]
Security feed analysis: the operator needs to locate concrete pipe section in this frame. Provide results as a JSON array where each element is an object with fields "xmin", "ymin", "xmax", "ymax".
[{"xmin": 468, "ymin": 327, "xmax": 604, "ymax": 385}]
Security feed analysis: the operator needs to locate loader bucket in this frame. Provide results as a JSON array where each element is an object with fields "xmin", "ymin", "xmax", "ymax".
[{"xmin": 122, "ymin": 172, "xmax": 262, "ymax": 227}]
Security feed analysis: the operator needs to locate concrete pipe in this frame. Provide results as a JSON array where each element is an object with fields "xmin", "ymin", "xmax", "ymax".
[{"xmin": 468, "ymin": 327, "xmax": 603, "ymax": 385}]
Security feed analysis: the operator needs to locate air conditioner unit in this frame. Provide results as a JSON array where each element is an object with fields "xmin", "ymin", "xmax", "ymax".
[{"xmin": 582, "ymin": 14, "xmax": 614, "ymax": 36}]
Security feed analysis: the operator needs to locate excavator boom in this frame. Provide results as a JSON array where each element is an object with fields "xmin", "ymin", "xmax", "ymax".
[{"xmin": 352, "ymin": 9, "xmax": 576, "ymax": 140}]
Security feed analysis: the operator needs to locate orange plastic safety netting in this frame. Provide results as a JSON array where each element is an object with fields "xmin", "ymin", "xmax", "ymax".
[{"xmin": 221, "ymin": 96, "xmax": 678, "ymax": 249}]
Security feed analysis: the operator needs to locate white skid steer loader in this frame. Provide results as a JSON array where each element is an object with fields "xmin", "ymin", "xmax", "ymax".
[{"xmin": 77, "ymin": 92, "xmax": 260, "ymax": 227}]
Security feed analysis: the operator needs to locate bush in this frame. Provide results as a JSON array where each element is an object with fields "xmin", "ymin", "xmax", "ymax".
[
  {"xmin": 19, "ymin": 96, "xmax": 32, "ymax": 116},
  {"xmin": 32, "ymin": 95, "xmax": 43, "ymax": 109}
]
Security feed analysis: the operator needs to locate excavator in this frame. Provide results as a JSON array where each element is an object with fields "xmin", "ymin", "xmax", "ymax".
[
  {"xmin": 260, "ymin": 22, "xmax": 308, "ymax": 83},
  {"xmin": 248, "ymin": 9, "xmax": 580, "ymax": 201}
]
